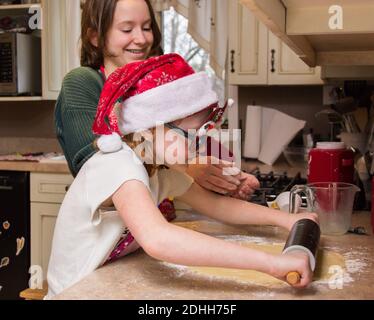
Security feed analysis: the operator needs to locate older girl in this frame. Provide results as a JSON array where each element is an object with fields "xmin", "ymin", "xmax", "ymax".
[{"xmin": 55, "ymin": 0, "xmax": 258, "ymax": 198}]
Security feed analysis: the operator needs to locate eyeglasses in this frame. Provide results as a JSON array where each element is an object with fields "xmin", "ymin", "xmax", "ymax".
[
  {"xmin": 164, "ymin": 122, "xmax": 203, "ymax": 155},
  {"xmin": 165, "ymin": 100, "xmax": 229, "ymax": 153}
]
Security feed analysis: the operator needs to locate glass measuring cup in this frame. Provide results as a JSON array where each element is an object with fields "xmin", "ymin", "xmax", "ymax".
[{"xmin": 290, "ymin": 183, "xmax": 360, "ymax": 235}]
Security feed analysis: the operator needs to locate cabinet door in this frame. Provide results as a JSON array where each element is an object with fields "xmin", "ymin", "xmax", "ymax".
[
  {"xmin": 30, "ymin": 202, "xmax": 59, "ymax": 280},
  {"xmin": 268, "ymin": 32, "xmax": 323, "ymax": 85},
  {"xmin": 30, "ymin": 173, "xmax": 73, "ymax": 204},
  {"xmin": 41, "ymin": 0, "xmax": 81, "ymax": 100},
  {"xmin": 228, "ymin": 1, "xmax": 268, "ymax": 85}
]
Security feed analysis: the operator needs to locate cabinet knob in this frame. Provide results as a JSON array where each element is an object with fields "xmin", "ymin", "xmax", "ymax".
[
  {"xmin": 65, "ymin": 185, "xmax": 70, "ymax": 192},
  {"xmin": 271, "ymin": 49, "xmax": 276, "ymax": 73},
  {"xmin": 230, "ymin": 50, "xmax": 235, "ymax": 73}
]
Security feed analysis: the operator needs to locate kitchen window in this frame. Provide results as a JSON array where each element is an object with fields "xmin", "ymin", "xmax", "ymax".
[{"xmin": 161, "ymin": 7, "xmax": 224, "ymax": 104}]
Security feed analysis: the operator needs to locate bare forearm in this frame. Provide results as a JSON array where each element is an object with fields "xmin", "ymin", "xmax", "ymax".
[
  {"xmin": 178, "ymin": 184, "xmax": 291, "ymax": 229},
  {"xmin": 207, "ymin": 196, "xmax": 290, "ymax": 229},
  {"xmin": 149, "ymin": 223, "xmax": 274, "ymax": 275},
  {"xmin": 113, "ymin": 180, "xmax": 313, "ymax": 288},
  {"xmin": 114, "ymin": 181, "xmax": 274, "ymax": 277}
]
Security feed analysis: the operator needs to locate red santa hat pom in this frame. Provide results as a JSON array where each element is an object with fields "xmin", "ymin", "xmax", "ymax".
[{"xmin": 92, "ymin": 53, "xmax": 219, "ymax": 153}]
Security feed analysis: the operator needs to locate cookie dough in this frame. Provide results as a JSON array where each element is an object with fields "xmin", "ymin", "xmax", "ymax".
[{"xmin": 172, "ymin": 221, "xmax": 346, "ymax": 286}]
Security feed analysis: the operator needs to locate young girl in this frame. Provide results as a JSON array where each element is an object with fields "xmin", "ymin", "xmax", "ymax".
[
  {"xmin": 46, "ymin": 53, "xmax": 318, "ymax": 298},
  {"xmin": 55, "ymin": 0, "xmax": 259, "ymax": 200}
]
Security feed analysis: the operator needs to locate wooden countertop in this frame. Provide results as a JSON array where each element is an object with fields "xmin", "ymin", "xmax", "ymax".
[
  {"xmin": 0, "ymin": 160, "xmax": 70, "ymax": 174},
  {"xmin": 53, "ymin": 211, "xmax": 374, "ymax": 300}
]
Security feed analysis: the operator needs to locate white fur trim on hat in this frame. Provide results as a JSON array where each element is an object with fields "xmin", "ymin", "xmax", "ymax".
[
  {"xmin": 97, "ymin": 132, "xmax": 123, "ymax": 153},
  {"xmin": 118, "ymin": 72, "xmax": 218, "ymax": 135}
]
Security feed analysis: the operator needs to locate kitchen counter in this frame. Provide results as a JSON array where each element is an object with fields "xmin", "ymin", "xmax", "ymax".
[
  {"xmin": 0, "ymin": 160, "xmax": 70, "ymax": 174},
  {"xmin": 53, "ymin": 211, "xmax": 374, "ymax": 300}
]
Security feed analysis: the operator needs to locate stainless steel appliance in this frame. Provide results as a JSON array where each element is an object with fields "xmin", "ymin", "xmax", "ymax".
[
  {"xmin": 247, "ymin": 169, "xmax": 307, "ymax": 206},
  {"xmin": 0, "ymin": 33, "xmax": 41, "ymax": 95},
  {"xmin": 0, "ymin": 171, "xmax": 30, "ymax": 300}
]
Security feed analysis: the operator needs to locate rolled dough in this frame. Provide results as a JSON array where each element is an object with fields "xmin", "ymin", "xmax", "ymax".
[
  {"xmin": 172, "ymin": 221, "xmax": 346, "ymax": 286},
  {"xmin": 173, "ymin": 220, "xmax": 250, "ymax": 235}
]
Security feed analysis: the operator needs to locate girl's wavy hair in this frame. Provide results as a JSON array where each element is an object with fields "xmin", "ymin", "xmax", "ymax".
[
  {"xmin": 123, "ymin": 131, "xmax": 167, "ymax": 177},
  {"xmin": 80, "ymin": 0, "xmax": 163, "ymax": 69}
]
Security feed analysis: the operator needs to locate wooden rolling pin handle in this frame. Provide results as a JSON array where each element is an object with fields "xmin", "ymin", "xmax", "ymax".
[{"xmin": 286, "ymin": 271, "xmax": 301, "ymax": 285}]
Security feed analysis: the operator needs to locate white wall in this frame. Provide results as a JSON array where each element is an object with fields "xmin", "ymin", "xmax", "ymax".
[{"xmin": 238, "ymin": 86, "xmax": 329, "ymax": 140}]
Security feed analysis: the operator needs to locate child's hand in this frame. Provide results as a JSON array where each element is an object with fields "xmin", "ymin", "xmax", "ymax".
[
  {"xmin": 286, "ymin": 212, "xmax": 319, "ymax": 232},
  {"xmin": 270, "ymin": 252, "xmax": 313, "ymax": 288},
  {"xmin": 231, "ymin": 172, "xmax": 260, "ymax": 200}
]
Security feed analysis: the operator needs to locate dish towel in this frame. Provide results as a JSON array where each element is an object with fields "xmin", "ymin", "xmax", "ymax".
[
  {"xmin": 242, "ymin": 106, "xmax": 306, "ymax": 165},
  {"xmin": 258, "ymin": 108, "xmax": 306, "ymax": 165}
]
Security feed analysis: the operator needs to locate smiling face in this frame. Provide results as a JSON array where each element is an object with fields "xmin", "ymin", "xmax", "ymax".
[{"xmin": 104, "ymin": 0, "xmax": 154, "ymax": 75}]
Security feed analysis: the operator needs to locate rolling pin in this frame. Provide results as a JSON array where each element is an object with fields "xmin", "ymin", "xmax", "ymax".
[{"xmin": 282, "ymin": 219, "xmax": 321, "ymax": 285}]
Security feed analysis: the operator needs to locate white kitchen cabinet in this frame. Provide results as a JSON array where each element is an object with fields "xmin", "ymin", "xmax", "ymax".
[
  {"xmin": 30, "ymin": 202, "xmax": 60, "ymax": 279},
  {"xmin": 228, "ymin": 0, "xmax": 268, "ymax": 85},
  {"xmin": 228, "ymin": 1, "xmax": 322, "ymax": 85},
  {"xmin": 30, "ymin": 172, "xmax": 73, "ymax": 279},
  {"xmin": 41, "ymin": 0, "xmax": 81, "ymax": 100},
  {"xmin": 0, "ymin": 1, "xmax": 80, "ymax": 101},
  {"xmin": 268, "ymin": 32, "xmax": 323, "ymax": 85}
]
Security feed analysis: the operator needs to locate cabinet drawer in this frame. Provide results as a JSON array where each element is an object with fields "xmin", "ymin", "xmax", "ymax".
[{"xmin": 30, "ymin": 173, "xmax": 74, "ymax": 203}]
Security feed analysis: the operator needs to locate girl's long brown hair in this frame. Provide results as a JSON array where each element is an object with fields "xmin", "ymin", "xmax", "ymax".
[
  {"xmin": 80, "ymin": 0, "xmax": 163, "ymax": 69},
  {"xmin": 124, "ymin": 132, "xmax": 166, "ymax": 177}
]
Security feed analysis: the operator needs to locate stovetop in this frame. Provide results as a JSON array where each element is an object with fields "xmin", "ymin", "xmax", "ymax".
[{"xmin": 246, "ymin": 169, "xmax": 307, "ymax": 206}]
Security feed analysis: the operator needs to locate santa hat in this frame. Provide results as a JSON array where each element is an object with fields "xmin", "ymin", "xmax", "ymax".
[{"xmin": 93, "ymin": 53, "xmax": 219, "ymax": 153}]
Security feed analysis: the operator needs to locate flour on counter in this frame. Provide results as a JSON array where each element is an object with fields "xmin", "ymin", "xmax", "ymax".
[
  {"xmin": 161, "ymin": 238, "xmax": 370, "ymax": 290},
  {"xmin": 216, "ymin": 235, "xmax": 274, "ymax": 244}
]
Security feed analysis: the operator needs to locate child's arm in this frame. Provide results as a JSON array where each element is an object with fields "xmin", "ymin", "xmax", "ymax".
[
  {"xmin": 176, "ymin": 183, "xmax": 318, "ymax": 232},
  {"xmin": 112, "ymin": 180, "xmax": 313, "ymax": 288}
]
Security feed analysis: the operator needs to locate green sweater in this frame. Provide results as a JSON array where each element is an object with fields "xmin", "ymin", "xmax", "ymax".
[{"xmin": 55, "ymin": 67, "xmax": 104, "ymax": 177}]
